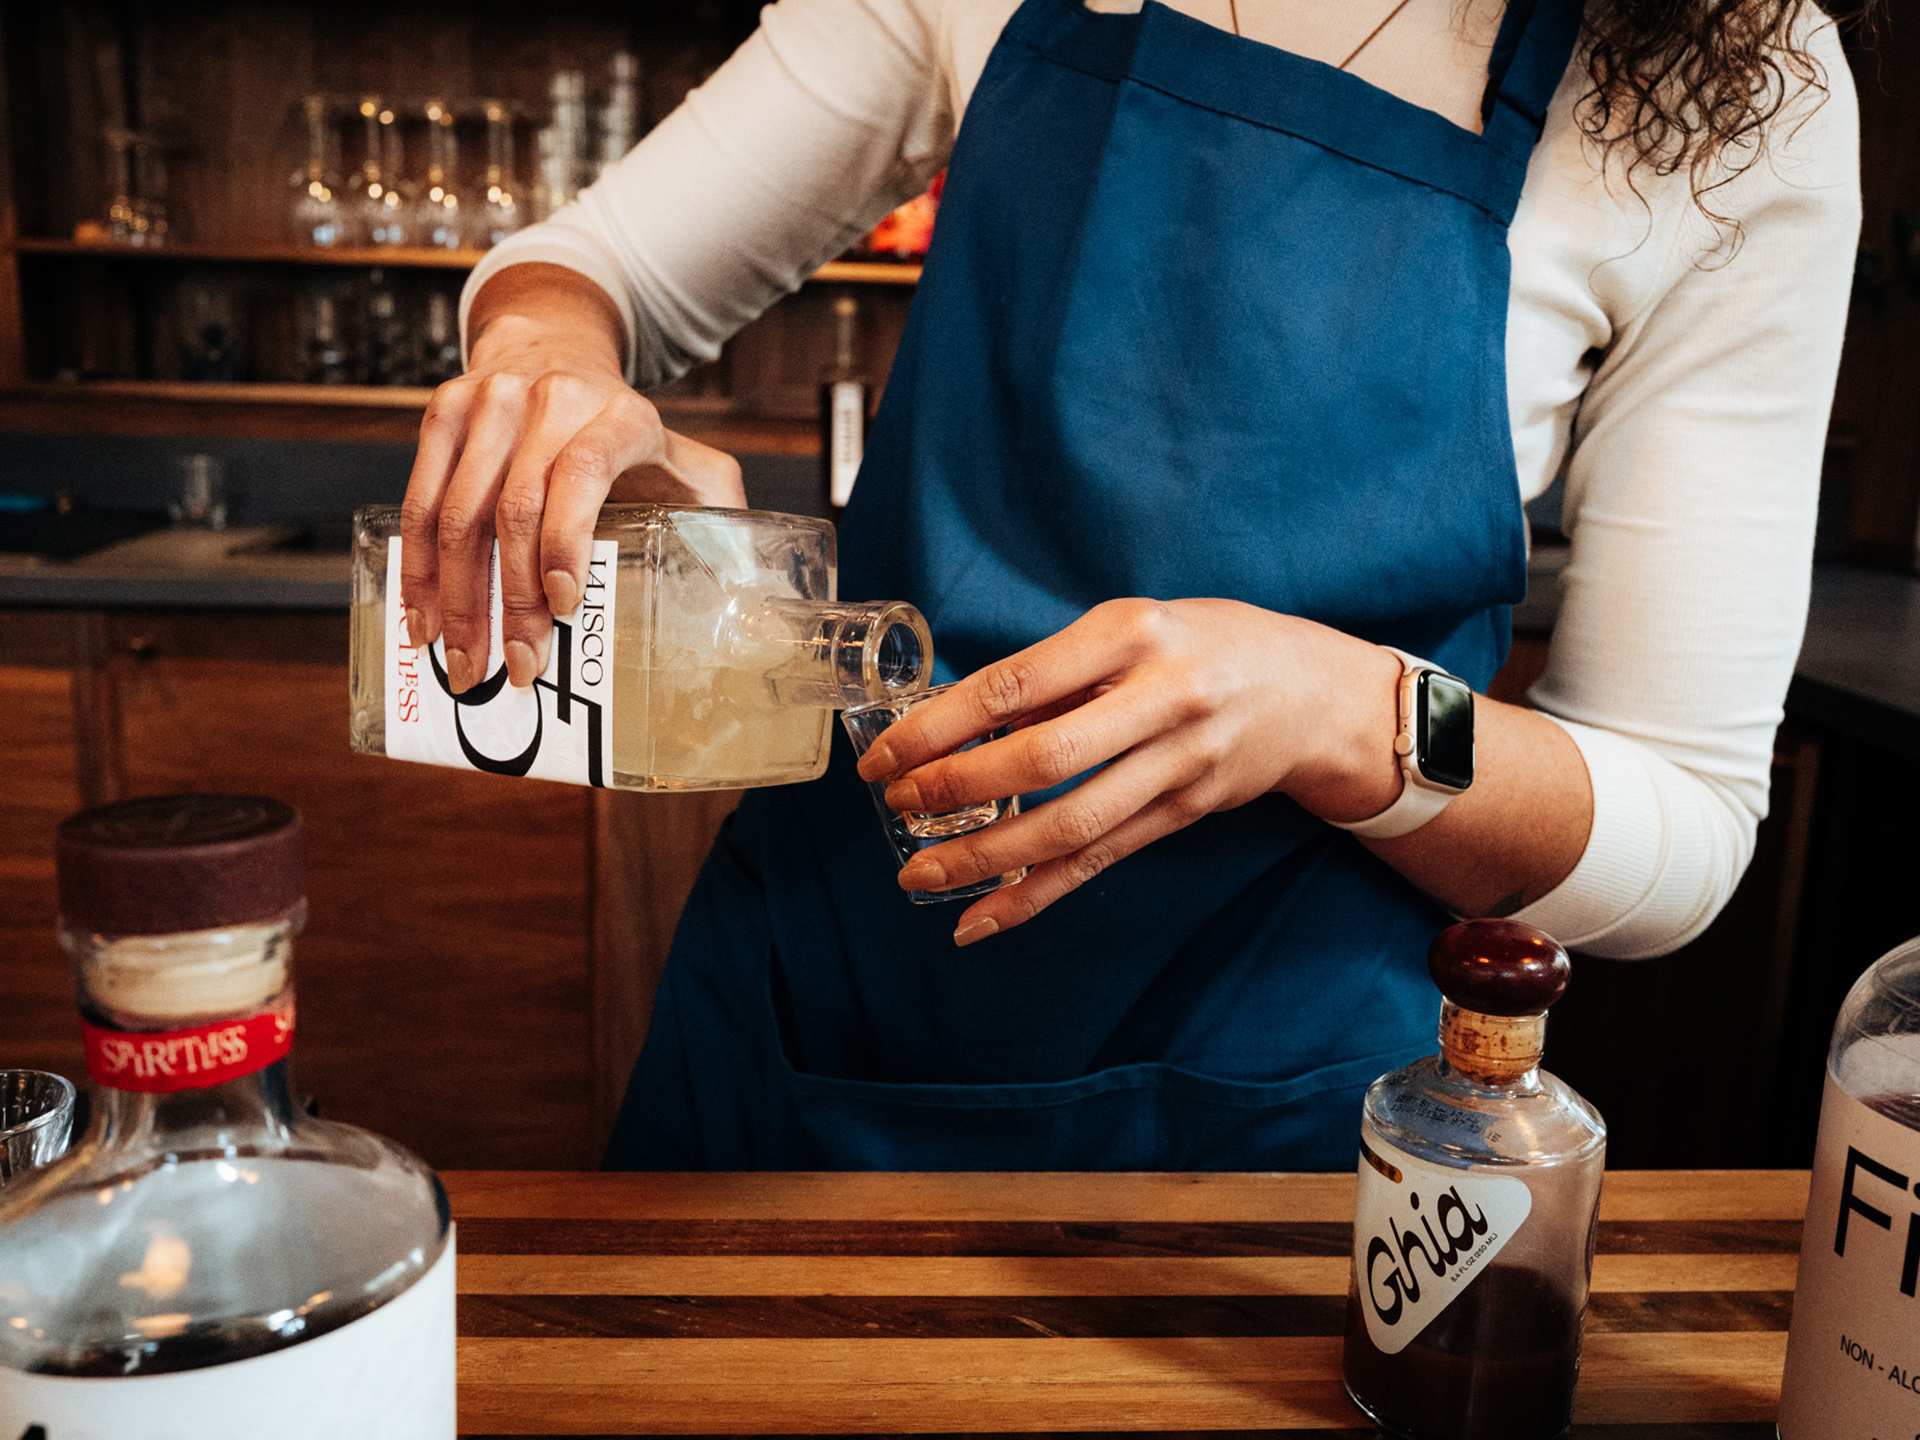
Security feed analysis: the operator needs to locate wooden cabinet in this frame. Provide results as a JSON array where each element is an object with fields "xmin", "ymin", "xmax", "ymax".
[{"xmin": 0, "ymin": 608, "xmax": 601, "ymax": 1170}]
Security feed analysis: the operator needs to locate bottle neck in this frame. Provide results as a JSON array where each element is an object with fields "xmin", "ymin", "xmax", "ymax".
[
  {"xmin": 832, "ymin": 305, "xmax": 857, "ymax": 372},
  {"xmin": 69, "ymin": 912, "xmax": 304, "ymax": 1152},
  {"xmin": 748, "ymin": 597, "xmax": 933, "ymax": 709},
  {"xmin": 1437, "ymin": 999, "xmax": 1546, "ymax": 1090},
  {"xmin": 427, "ymin": 120, "xmax": 455, "ymax": 190}
]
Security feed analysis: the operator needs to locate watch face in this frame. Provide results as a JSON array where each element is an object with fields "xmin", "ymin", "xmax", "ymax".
[{"xmin": 1415, "ymin": 671, "xmax": 1474, "ymax": 792}]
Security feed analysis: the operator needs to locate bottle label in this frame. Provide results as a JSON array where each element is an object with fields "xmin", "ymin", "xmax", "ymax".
[
  {"xmin": 385, "ymin": 537, "xmax": 619, "ymax": 787},
  {"xmin": 82, "ymin": 1006, "xmax": 293, "ymax": 1093},
  {"xmin": 828, "ymin": 380, "xmax": 865, "ymax": 508},
  {"xmin": 1350, "ymin": 1129, "xmax": 1534, "ymax": 1355},
  {"xmin": 0, "ymin": 1232, "xmax": 455, "ymax": 1438},
  {"xmin": 1779, "ymin": 1073, "xmax": 1920, "ymax": 1437}
]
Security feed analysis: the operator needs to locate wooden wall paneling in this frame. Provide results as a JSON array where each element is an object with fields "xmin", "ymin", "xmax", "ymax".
[
  {"xmin": 590, "ymin": 788, "xmax": 738, "ymax": 1154},
  {"xmin": 1835, "ymin": 21, "xmax": 1920, "ymax": 567},
  {"xmin": 0, "ymin": 16, "xmax": 23, "ymax": 389},
  {"xmin": 1547, "ymin": 730, "xmax": 1825, "ymax": 1168},
  {"xmin": 93, "ymin": 609, "xmax": 596, "ymax": 1170},
  {"xmin": 0, "ymin": 615, "xmax": 86, "ymax": 1088}
]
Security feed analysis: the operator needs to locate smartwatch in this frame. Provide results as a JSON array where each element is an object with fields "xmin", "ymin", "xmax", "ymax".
[{"xmin": 1330, "ymin": 647, "xmax": 1474, "ymax": 841}]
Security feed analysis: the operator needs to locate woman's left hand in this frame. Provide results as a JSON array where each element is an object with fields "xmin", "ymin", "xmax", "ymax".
[{"xmin": 854, "ymin": 598, "xmax": 1406, "ymax": 944}]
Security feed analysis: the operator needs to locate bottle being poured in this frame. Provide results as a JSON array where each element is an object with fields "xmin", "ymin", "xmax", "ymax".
[
  {"xmin": 1342, "ymin": 918, "xmax": 1607, "ymax": 1440},
  {"xmin": 349, "ymin": 504, "xmax": 933, "ymax": 791}
]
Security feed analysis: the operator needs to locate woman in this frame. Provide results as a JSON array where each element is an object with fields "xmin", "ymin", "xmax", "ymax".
[{"xmin": 400, "ymin": 0, "xmax": 1861, "ymax": 1168}]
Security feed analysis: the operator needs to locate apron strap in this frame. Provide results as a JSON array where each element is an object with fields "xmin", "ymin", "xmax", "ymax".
[{"xmin": 1480, "ymin": 0, "xmax": 1585, "ymax": 160}]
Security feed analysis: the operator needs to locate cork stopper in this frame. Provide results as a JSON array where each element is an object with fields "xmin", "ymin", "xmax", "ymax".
[
  {"xmin": 1428, "ymin": 919, "xmax": 1572, "ymax": 1083},
  {"xmin": 58, "ymin": 795, "xmax": 303, "ymax": 937}
]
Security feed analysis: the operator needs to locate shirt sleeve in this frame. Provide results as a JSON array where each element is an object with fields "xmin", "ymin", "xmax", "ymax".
[
  {"xmin": 460, "ymin": 0, "xmax": 956, "ymax": 387},
  {"xmin": 1514, "ymin": 24, "xmax": 1861, "ymax": 959}
]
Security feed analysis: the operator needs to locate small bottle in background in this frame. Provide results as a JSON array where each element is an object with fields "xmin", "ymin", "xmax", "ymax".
[
  {"xmin": 1779, "ymin": 935, "xmax": 1920, "ymax": 1438},
  {"xmin": 1342, "ymin": 919, "xmax": 1606, "ymax": 1440},
  {"xmin": 819, "ymin": 295, "xmax": 869, "ymax": 515}
]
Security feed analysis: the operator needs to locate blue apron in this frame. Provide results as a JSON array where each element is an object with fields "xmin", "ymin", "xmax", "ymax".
[{"xmin": 609, "ymin": 0, "xmax": 1583, "ymax": 1171}]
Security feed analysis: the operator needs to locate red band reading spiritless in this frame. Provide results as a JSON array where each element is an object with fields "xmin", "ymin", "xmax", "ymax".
[{"xmin": 82, "ymin": 1008, "xmax": 294, "ymax": 1093}]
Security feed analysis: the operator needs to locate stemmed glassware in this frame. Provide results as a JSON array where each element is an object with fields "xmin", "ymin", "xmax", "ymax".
[
  {"xmin": 349, "ymin": 96, "xmax": 412, "ymax": 246},
  {"xmin": 470, "ymin": 100, "xmax": 523, "ymax": 248},
  {"xmin": 413, "ymin": 100, "xmax": 464, "ymax": 250},
  {"xmin": 288, "ymin": 94, "xmax": 347, "ymax": 247}
]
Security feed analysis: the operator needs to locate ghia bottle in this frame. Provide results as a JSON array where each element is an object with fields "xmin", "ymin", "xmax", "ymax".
[
  {"xmin": 1343, "ymin": 919, "xmax": 1607, "ymax": 1440},
  {"xmin": 0, "ymin": 795, "xmax": 453, "ymax": 1438},
  {"xmin": 1779, "ymin": 935, "xmax": 1920, "ymax": 1438},
  {"xmin": 349, "ymin": 503, "xmax": 933, "ymax": 790}
]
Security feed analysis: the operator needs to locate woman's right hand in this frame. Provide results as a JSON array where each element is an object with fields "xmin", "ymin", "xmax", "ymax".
[{"xmin": 400, "ymin": 267, "xmax": 745, "ymax": 693}]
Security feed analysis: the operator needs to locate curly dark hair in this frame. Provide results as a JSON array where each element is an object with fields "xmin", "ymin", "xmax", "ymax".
[{"xmin": 1577, "ymin": 0, "xmax": 1870, "ymax": 251}]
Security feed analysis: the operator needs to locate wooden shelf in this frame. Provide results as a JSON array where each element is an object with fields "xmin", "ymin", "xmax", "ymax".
[
  {"xmin": 810, "ymin": 260, "xmax": 923, "ymax": 285},
  {"xmin": 0, "ymin": 381, "xmax": 818, "ymax": 453},
  {"xmin": 12, "ymin": 239, "xmax": 923, "ymax": 285},
  {"xmin": 14, "ymin": 238, "xmax": 482, "ymax": 270}
]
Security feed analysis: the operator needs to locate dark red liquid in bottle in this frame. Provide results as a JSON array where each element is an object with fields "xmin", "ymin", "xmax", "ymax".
[{"xmin": 1343, "ymin": 1265, "xmax": 1583, "ymax": 1440}]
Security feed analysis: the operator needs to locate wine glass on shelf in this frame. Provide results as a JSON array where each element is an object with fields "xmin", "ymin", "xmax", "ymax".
[
  {"xmin": 468, "ymin": 100, "xmax": 523, "ymax": 248},
  {"xmin": 288, "ymin": 94, "xmax": 347, "ymax": 247},
  {"xmin": 411, "ymin": 100, "xmax": 464, "ymax": 251},
  {"xmin": 348, "ymin": 96, "xmax": 408, "ymax": 246}
]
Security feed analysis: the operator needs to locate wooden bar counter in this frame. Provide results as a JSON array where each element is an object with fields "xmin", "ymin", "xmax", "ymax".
[{"xmin": 444, "ymin": 1169, "xmax": 1807, "ymax": 1436}]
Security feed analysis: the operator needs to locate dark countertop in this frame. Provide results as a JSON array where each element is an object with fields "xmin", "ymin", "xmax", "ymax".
[{"xmin": 2, "ymin": 530, "xmax": 1914, "ymax": 746}]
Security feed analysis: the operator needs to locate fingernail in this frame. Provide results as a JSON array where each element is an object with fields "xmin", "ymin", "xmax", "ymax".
[
  {"xmin": 446, "ymin": 647, "xmax": 475, "ymax": 694},
  {"xmin": 544, "ymin": 568, "xmax": 580, "ymax": 616},
  {"xmin": 884, "ymin": 780, "xmax": 924, "ymax": 811},
  {"xmin": 899, "ymin": 859, "xmax": 945, "ymax": 890},
  {"xmin": 505, "ymin": 639, "xmax": 538, "ymax": 689},
  {"xmin": 954, "ymin": 916, "xmax": 999, "ymax": 948},
  {"xmin": 407, "ymin": 608, "xmax": 438, "ymax": 648},
  {"xmin": 856, "ymin": 741, "xmax": 898, "ymax": 782}
]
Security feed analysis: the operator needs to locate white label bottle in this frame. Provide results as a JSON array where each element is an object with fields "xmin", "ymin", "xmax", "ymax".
[
  {"xmin": 1344, "ymin": 919, "xmax": 1607, "ymax": 1440},
  {"xmin": 0, "ymin": 795, "xmax": 455, "ymax": 1438},
  {"xmin": 349, "ymin": 503, "xmax": 932, "ymax": 791},
  {"xmin": 1780, "ymin": 935, "xmax": 1920, "ymax": 1438}
]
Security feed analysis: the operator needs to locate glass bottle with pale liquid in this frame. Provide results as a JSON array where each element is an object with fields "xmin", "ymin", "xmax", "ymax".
[
  {"xmin": 1779, "ymin": 934, "xmax": 1920, "ymax": 1439},
  {"xmin": 349, "ymin": 503, "xmax": 933, "ymax": 790}
]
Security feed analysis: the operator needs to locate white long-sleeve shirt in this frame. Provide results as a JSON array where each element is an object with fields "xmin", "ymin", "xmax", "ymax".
[{"xmin": 465, "ymin": 0, "xmax": 1861, "ymax": 959}]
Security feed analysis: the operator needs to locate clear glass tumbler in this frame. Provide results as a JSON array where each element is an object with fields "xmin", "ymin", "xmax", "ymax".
[
  {"xmin": 842, "ymin": 683, "xmax": 1029, "ymax": 904},
  {"xmin": 0, "ymin": 1071, "xmax": 76, "ymax": 1188}
]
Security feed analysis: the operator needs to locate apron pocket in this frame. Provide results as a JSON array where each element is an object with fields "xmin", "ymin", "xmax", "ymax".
[{"xmin": 765, "ymin": 961, "xmax": 1419, "ymax": 1171}]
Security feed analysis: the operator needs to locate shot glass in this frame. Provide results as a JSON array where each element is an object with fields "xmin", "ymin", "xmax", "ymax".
[
  {"xmin": 842, "ymin": 683, "xmax": 1028, "ymax": 905},
  {"xmin": 0, "ymin": 1069, "xmax": 76, "ymax": 1188}
]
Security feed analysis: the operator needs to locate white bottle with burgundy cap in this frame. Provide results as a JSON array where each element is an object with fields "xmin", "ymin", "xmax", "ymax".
[{"xmin": 0, "ymin": 795, "xmax": 453, "ymax": 1435}]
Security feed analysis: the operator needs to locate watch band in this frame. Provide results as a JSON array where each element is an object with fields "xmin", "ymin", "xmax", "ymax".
[{"xmin": 1329, "ymin": 647, "xmax": 1462, "ymax": 841}]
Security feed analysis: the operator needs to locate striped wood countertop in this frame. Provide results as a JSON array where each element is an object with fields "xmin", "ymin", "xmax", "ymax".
[{"xmin": 445, "ymin": 1169, "xmax": 1809, "ymax": 1437}]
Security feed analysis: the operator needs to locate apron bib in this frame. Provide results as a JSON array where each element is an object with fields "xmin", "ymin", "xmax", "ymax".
[{"xmin": 610, "ymin": 0, "xmax": 1584, "ymax": 1171}]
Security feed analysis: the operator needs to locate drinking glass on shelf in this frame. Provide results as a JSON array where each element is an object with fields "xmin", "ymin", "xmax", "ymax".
[
  {"xmin": 0, "ymin": 1070, "xmax": 76, "ymax": 1189},
  {"xmin": 411, "ymin": 101, "xmax": 464, "ymax": 251},
  {"xmin": 300, "ymin": 286, "xmax": 354, "ymax": 385},
  {"xmin": 842, "ymin": 684, "xmax": 1029, "ymax": 905},
  {"xmin": 288, "ymin": 93, "xmax": 346, "ymax": 247},
  {"xmin": 468, "ymin": 100, "xmax": 522, "ymax": 248},
  {"xmin": 348, "ymin": 96, "xmax": 407, "ymax": 246},
  {"xmin": 418, "ymin": 288, "xmax": 463, "ymax": 384},
  {"xmin": 103, "ymin": 128, "xmax": 139, "ymax": 244},
  {"xmin": 131, "ymin": 137, "xmax": 175, "ymax": 246}
]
